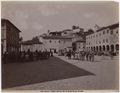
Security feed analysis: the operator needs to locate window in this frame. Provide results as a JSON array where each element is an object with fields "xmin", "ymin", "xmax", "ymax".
[
  {"xmin": 107, "ymin": 30, "xmax": 109, "ymax": 33},
  {"xmin": 103, "ymin": 39, "xmax": 105, "ymax": 43},
  {"xmin": 99, "ymin": 33, "xmax": 101, "ymax": 36},
  {"xmin": 116, "ymin": 44, "xmax": 119, "ymax": 50},
  {"xmin": 116, "ymin": 30, "xmax": 118, "ymax": 34},
  {"xmin": 103, "ymin": 31, "xmax": 105, "ymax": 34},
  {"xmin": 99, "ymin": 41, "xmax": 101, "ymax": 44},
  {"xmin": 64, "ymin": 32, "xmax": 67, "ymax": 34},
  {"xmin": 96, "ymin": 41, "xmax": 97, "ymax": 44},
  {"xmin": 110, "ymin": 30, "xmax": 113, "ymax": 35},
  {"xmin": 106, "ymin": 38, "xmax": 108, "ymax": 43},
  {"xmin": 49, "ymin": 40, "xmax": 52, "ymax": 43},
  {"xmin": 58, "ymin": 40, "xmax": 60, "ymax": 43}
]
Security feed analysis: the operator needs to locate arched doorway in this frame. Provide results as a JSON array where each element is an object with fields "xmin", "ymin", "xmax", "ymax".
[
  {"xmin": 99, "ymin": 46, "xmax": 102, "ymax": 51},
  {"xmin": 94, "ymin": 46, "xmax": 95, "ymax": 51},
  {"xmin": 111, "ymin": 45, "xmax": 114, "ymax": 52},
  {"xmin": 103, "ymin": 45, "xmax": 105, "ymax": 51},
  {"xmin": 106, "ymin": 45, "xmax": 109, "ymax": 51},
  {"xmin": 91, "ymin": 47, "xmax": 93, "ymax": 51},
  {"xmin": 115, "ymin": 44, "xmax": 119, "ymax": 55},
  {"xmin": 96, "ymin": 46, "xmax": 98, "ymax": 52},
  {"xmin": 116, "ymin": 44, "xmax": 119, "ymax": 51}
]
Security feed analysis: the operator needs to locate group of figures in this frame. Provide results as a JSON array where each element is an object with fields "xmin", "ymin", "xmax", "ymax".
[
  {"xmin": 2, "ymin": 49, "xmax": 53, "ymax": 64},
  {"xmin": 66, "ymin": 50, "xmax": 95, "ymax": 62}
]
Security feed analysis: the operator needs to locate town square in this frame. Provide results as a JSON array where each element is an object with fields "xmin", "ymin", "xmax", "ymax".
[{"xmin": 1, "ymin": 1, "xmax": 119, "ymax": 91}]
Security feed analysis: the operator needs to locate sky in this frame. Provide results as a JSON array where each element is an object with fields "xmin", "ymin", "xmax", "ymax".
[{"xmin": 1, "ymin": 1, "xmax": 119, "ymax": 41}]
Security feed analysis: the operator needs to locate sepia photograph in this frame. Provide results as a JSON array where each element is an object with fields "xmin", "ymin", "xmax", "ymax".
[{"xmin": 1, "ymin": 1, "xmax": 119, "ymax": 92}]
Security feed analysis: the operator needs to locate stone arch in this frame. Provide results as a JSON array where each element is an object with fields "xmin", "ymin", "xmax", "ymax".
[
  {"xmin": 89, "ymin": 47, "xmax": 90, "ymax": 50},
  {"xmin": 91, "ymin": 47, "xmax": 93, "ymax": 51},
  {"xmin": 96, "ymin": 46, "xmax": 98, "ymax": 52},
  {"xmin": 111, "ymin": 44, "xmax": 114, "ymax": 52},
  {"xmin": 94, "ymin": 46, "xmax": 95, "ymax": 51},
  {"xmin": 99, "ymin": 46, "xmax": 102, "ymax": 51},
  {"xmin": 103, "ymin": 45, "xmax": 105, "ymax": 51},
  {"xmin": 116, "ymin": 44, "xmax": 119, "ymax": 51},
  {"xmin": 106, "ymin": 45, "xmax": 109, "ymax": 51}
]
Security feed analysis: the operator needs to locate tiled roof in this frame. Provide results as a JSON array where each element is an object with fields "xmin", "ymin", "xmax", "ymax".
[
  {"xmin": 62, "ymin": 29, "xmax": 72, "ymax": 32},
  {"xmin": 1, "ymin": 18, "xmax": 21, "ymax": 32},
  {"xmin": 73, "ymin": 40, "xmax": 85, "ymax": 43},
  {"xmin": 97, "ymin": 23, "xmax": 119, "ymax": 32},
  {"xmin": 22, "ymin": 40, "xmax": 43, "ymax": 45},
  {"xmin": 49, "ymin": 31, "xmax": 62, "ymax": 34},
  {"xmin": 42, "ymin": 36, "xmax": 72, "ymax": 39},
  {"xmin": 84, "ymin": 30, "xmax": 94, "ymax": 36}
]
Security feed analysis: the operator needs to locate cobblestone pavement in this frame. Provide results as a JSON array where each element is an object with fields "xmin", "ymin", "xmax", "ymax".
[{"xmin": 4, "ymin": 55, "xmax": 119, "ymax": 91}]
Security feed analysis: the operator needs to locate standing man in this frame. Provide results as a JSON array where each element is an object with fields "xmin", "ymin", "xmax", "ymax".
[
  {"xmin": 86, "ymin": 51, "xmax": 89, "ymax": 61},
  {"xmin": 91, "ymin": 51, "xmax": 94, "ymax": 62}
]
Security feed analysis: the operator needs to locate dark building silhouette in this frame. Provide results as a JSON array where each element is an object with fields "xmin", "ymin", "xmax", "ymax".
[{"xmin": 1, "ymin": 19, "xmax": 21, "ymax": 54}]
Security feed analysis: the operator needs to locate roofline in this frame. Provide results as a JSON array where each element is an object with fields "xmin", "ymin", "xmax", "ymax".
[
  {"xmin": 96, "ymin": 22, "xmax": 119, "ymax": 32},
  {"xmin": 73, "ymin": 40, "xmax": 85, "ymax": 43},
  {"xmin": 22, "ymin": 42, "xmax": 43, "ymax": 45},
  {"xmin": 85, "ymin": 32, "xmax": 94, "ymax": 36},
  {"xmin": 2, "ymin": 18, "xmax": 21, "ymax": 32},
  {"xmin": 86, "ymin": 23, "xmax": 119, "ymax": 36},
  {"xmin": 42, "ymin": 36, "xmax": 73, "ymax": 39}
]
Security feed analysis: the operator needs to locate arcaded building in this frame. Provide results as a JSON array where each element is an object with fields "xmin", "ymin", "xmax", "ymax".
[{"xmin": 86, "ymin": 23, "xmax": 119, "ymax": 54}]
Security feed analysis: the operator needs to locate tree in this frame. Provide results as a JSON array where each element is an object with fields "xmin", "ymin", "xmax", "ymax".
[
  {"xmin": 72, "ymin": 25, "xmax": 76, "ymax": 30},
  {"xmin": 72, "ymin": 25, "xmax": 79, "ymax": 30},
  {"xmin": 88, "ymin": 29, "xmax": 94, "ymax": 34},
  {"xmin": 48, "ymin": 30, "xmax": 50, "ymax": 34},
  {"xmin": 32, "ymin": 37, "xmax": 40, "ymax": 44}
]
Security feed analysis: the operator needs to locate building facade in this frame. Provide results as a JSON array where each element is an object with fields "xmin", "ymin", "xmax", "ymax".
[
  {"xmin": 86, "ymin": 23, "xmax": 119, "ymax": 54},
  {"xmin": 21, "ymin": 38, "xmax": 44, "ymax": 52},
  {"xmin": 1, "ymin": 19, "xmax": 21, "ymax": 54},
  {"xmin": 38, "ymin": 27, "xmax": 85, "ymax": 53},
  {"xmin": 40, "ymin": 36, "xmax": 72, "ymax": 53},
  {"xmin": 72, "ymin": 28, "xmax": 85, "ymax": 52},
  {"xmin": 21, "ymin": 43, "xmax": 44, "ymax": 52}
]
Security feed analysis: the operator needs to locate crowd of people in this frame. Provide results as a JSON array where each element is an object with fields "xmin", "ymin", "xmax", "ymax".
[
  {"xmin": 2, "ymin": 48, "xmax": 117, "ymax": 64},
  {"xmin": 2, "ymin": 49, "xmax": 53, "ymax": 64},
  {"xmin": 65, "ymin": 50, "xmax": 95, "ymax": 62}
]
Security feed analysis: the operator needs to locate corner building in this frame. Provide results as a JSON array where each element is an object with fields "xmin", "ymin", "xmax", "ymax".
[
  {"xmin": 86, "ymin": 23, "xmax": 119, "ymax": 55},
  {"xmin": 1, "ymin": 19, "xmax": 21, "ymax": 54}
]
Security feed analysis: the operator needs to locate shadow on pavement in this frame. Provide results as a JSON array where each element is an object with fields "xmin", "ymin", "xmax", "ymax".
[{"xmin": 2, "ymin": 56, "xmax": 95, "ymax": 89}]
